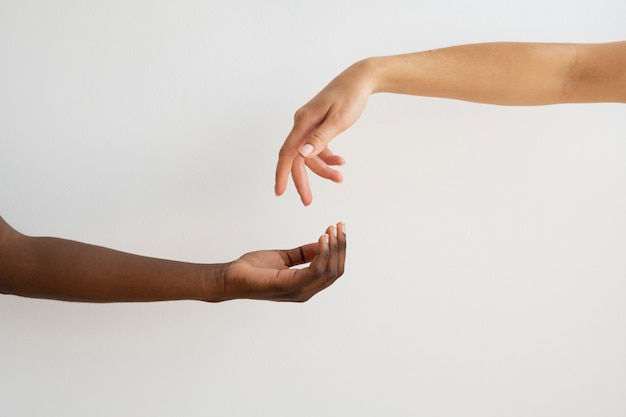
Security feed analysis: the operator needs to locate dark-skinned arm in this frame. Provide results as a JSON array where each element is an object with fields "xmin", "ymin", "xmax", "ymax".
[{"xmin": 0, "ymin": 216, "xmax": 346, "ymax": 303}]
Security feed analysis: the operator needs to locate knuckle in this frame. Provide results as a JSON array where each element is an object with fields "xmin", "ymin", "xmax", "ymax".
[
  {"xmin": 294, "ymin": 106, "xmax": 312, "ymax": 123},
  {"xmin": 307, "ymin": 130, "xmax": 326, "ymax": 146},
  {"xmin": 278, "ymin": 145, "xmax": 291, "ymax": 158}
]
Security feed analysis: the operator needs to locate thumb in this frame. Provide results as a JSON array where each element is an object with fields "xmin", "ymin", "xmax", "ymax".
[
  {"xmin": 297, "ymin": 117, "xmax": 343, "ymax": 159},
  {"xmin": 281, "ymin": 242, "xmax": 319, "ymax": 267}
]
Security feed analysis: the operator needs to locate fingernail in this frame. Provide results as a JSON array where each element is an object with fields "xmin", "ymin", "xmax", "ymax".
[
  {"xmin": 341, "ymin": 222, "xmax": 346, "ymax": 234},
  {"xmin": 332, "ymin": 226, "xmax": 337, "ymax": 238},
  {"xmin": 298, "ymin": 143, "xmax": 314, "ymax": 157},
  {"xmin": 323, "ymin": 234, "xmax": 329, "ymax": 244}
]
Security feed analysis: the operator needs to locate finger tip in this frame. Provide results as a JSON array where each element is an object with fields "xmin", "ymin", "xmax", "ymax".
[
  {"xmin": 301, "ymin": 194, "xmax": 313, "ymax": 206},
  {"xmin": 274, "ymin": 181, "xmax": 286, "ymax": 196}
]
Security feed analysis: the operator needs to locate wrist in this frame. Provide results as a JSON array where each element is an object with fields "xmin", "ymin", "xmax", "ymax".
[
  {"xmin": 366, "ymin": 53, "xmax": 428, "ymax": 95},
  {"xmin": 345, "ymin": 57, "xmax": 380, "ymax": 95},
  {"xmin": 362, "ymin": 55, "xmax": 396, "ymax": 94},
  {"xmin": 199, "ymin": 262, "xmax": 231, "ymax": 303}
]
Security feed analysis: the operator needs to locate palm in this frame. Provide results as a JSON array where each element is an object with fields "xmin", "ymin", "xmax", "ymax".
[
  {"xmin": 223, "ymin": 250, "xmax": 300, "ymax": 301},
  {"xmin": 237, "ymin": 250, "xmax": 290, "ymax": 270},
  {"xmin": 218, "ymin": 224, "xmax": 345, "ymax": 302}
]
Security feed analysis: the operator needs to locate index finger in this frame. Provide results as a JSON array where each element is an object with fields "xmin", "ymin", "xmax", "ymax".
[
  {"xmin": 275, "ymin": 121, "xmax": 310, "ymax": 197},
  {"xmin": 280, "ymin": 242, "xmax": 319, "ymax": 267}
]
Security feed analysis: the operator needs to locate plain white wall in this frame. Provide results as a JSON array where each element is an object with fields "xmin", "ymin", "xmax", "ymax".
[{"xmin": 1, "ymin": 1, "xmax": 625, "ymax": 416}]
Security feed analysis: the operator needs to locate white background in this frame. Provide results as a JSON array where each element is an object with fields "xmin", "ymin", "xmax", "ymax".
[{"xmin": 1, "ymin": 1, "xmax": 625, "ymax": 416}]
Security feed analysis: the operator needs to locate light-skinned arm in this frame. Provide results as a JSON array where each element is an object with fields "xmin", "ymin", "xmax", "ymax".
[
  {"xmin": 0, "ymin": 216, "xmax": 346, "ymax": 303},
  {"xmin": 275, "ymin": 41, "xmax": 626, "ymax": 205}
]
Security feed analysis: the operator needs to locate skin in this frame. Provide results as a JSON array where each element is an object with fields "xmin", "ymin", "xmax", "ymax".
[
  {"xmin": 275, "ymin": 41, "xmax": 626, "ymax": 206},
  {"xmin": 0, "ymin": 216, "xmax": 346, "ymax": 303}
]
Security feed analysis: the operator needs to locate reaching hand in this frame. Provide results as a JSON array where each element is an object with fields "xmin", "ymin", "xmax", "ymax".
[
  {"xmin": 220, "ymin": 223, "xmax": 346, "ymax": 302},
  {"xmin": 275, "ymin": 41, "xmax": 626, "ymax": 206},
  {"xmin": 0, "ymin": 217, "xmax": 346, "ymax": 304},
  {"xmin": 275, "ymin": 61, "xmax": 376, "ymax": 205}
]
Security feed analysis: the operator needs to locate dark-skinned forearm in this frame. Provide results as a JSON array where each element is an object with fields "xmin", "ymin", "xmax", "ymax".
[{"xmin": 0, "ymin": 231, "xmax": 226, "ymax": 303}]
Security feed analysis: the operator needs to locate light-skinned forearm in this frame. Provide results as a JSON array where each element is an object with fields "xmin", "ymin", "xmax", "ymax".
[{"xmin": 365, "ymin": 42, "xmax": 626, "ymax": 105}]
